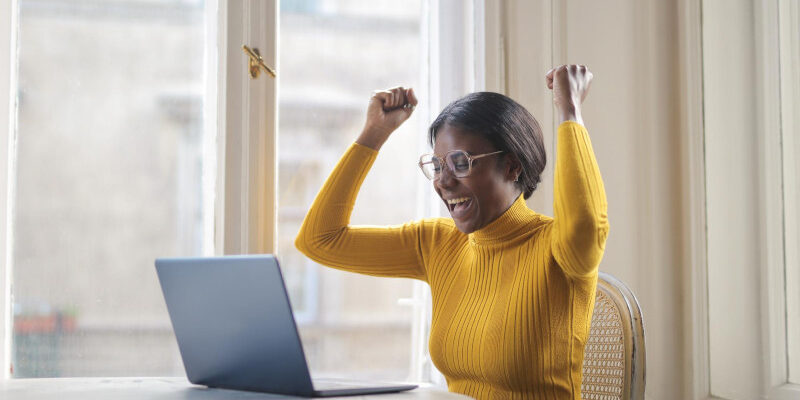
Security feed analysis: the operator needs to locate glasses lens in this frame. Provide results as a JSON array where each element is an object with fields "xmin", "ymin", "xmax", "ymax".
[
  {"xmin": 419, "ymin": 154, "xmax": 441, "ymax": 180},
  {"xmin": 447, "ymin": 151, "xmax": 471, "ymax": 177}
]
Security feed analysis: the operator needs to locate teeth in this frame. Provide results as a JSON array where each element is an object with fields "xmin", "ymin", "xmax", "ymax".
[{"xmin": 446, "ymin": 197, "xmax": 470, "ymax": 205}]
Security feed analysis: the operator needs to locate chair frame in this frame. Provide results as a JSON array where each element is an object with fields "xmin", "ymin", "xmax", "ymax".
[{"xmin": 594, "ymin": 272, "xmax": 646, "ymax": 400}]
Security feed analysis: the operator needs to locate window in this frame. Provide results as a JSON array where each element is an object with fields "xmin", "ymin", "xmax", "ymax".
[
  {"xmin": 8, "ymin": 0, "xmax": 210, "ymax": 377},
  {"xmin": 0, "ymin": 0, "xmax": 477, "ymax": 382}
]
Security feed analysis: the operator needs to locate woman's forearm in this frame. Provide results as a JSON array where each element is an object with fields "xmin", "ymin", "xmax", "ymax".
[{"xmin": 355, "ymin": 127, "xmax": 389, "ymax": 151}]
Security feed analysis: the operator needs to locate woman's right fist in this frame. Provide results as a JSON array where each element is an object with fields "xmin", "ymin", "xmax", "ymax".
[
  {"xmin": 545, "ymin": 65, "xmax": 592, "ymax": 124},
  {"xmin": 358, "ymin": 86, "xmax": 418, "ymax": 150}
]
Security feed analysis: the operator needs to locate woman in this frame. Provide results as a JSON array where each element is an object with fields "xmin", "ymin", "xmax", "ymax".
[{"xmin": 295, "ymin": 65, "xmax": 608, "ymax": 400}]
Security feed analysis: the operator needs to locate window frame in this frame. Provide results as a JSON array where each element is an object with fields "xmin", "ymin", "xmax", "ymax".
[
  {"xmin": 677, "ymin": 0, "xmax": 710, "ymax": 398},
  {"xmin": 779, "ymin": 0, "xmax": 800, "ymax": 387},
  {"xmin": 215, "ymin": 0, "xmax": 278, "ymax": 256},
  {"xmin": 756, "ymin": 1, "xmax": 795, "ymax": 398},
  {"xmin": 0, "ymin": 0, "xmax": 15, "ymax": 381}
]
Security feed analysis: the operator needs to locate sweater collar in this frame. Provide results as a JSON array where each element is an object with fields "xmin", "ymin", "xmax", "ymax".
[{"xmin": 468, "ymin": 194, "xmax": 536, "ymax": 246}]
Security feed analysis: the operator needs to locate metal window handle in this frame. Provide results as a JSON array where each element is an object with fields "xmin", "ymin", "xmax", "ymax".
[{"xmin": 242, "ymin": 45, "xmax": 276, "ymax": 79}]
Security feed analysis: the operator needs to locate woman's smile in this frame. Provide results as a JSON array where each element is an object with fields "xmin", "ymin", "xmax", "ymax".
[{"xmin": 445, "ymin": 196, "xmax": 474, "ymax": 219}]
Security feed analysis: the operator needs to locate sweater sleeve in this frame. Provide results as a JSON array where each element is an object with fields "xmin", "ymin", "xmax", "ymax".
[
  {"xmin": 551, "ymin": 121, "xmax": 610, "ymax": 278},
  {"xmin": 294, "ymin": 142, "xmax": 428, "ymax": 282}
]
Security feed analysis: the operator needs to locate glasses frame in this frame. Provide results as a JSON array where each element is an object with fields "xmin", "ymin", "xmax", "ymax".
[{"xmin": 417, "ymin": 150, "xmax": 504, "ymax": 180}]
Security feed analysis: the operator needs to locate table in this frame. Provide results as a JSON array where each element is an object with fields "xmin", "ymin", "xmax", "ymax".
[{"xmin": 0, "ymin": 377, "xmax": 471, "ymax": 400}]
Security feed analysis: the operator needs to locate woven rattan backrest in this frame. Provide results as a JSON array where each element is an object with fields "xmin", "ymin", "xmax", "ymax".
[{"xmin": 581, "ymin": 272, "xmax": 646, "ymax": 400}]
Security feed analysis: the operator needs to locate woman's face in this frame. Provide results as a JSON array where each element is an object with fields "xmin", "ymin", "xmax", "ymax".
[{"xmin": 432, "ymin": 124, "xmax": 521, "ymax": 234}]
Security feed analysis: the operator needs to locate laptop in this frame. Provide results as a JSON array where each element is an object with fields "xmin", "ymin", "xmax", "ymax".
[{"xmin": 155, "ymin": 254, "xmax": 418, "ymax": 397}]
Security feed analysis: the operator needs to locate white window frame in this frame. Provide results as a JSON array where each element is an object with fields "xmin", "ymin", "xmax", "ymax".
[
  {"xmin": 215, "ymin": 0, "xmax": 278, "ymax": 256},
  {"xmin": 779, "ymin": 0, "xmax": 800, "ymax": 387},
  {"xmin": 755, "ymin": 2, "xmax": 794, "ymax": 398},
  {"xmin": 677, "ymin": 0, "xmax": 710, "ymax": 398},
  {"xmin": 686, "ymin": 0, "xmax": 800, "ymax": 398},
  {"xmin": 778, "ymin": 0, "xmax": 800, "ymax": 383},
  {"xmin": 0, "ymin": 0, "xmax": 16, "ymax": 382}
]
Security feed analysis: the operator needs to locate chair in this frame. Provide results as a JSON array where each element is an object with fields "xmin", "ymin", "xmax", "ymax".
[{"xmin": 580, "ymin": 272, "xmax": 646, "ymax": 400}]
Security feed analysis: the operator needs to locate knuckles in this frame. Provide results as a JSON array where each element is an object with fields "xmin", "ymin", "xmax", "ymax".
[{"xmin": 554, "ymin": 64, "xmax": 591, "ymax": 77}]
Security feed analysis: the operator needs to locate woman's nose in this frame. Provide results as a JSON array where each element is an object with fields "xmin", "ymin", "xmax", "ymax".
[{"xmin": 434, "ymin": 165, "xmax": 458, "ymax": 189}]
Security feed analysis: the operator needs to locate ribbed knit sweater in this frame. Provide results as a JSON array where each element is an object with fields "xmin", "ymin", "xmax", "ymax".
[{"xmin": 295, "ymin": 121, "xmax": 609, "ymax": 400}]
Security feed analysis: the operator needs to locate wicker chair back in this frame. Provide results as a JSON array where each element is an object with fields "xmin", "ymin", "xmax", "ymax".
[{"xmin": 581, "ymin": 272, "xmax": 646, "ymax": 400}]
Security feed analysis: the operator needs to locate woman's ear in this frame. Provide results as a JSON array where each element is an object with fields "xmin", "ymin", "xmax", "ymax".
[{"xmin": 504, "ymin": 153, "xmax": 522, "ymax": 182}]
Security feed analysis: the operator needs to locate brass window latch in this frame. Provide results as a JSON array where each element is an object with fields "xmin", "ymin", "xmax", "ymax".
[{"xmin": 242, "ymin": 45, "xmax": 276, "ymax": 79}]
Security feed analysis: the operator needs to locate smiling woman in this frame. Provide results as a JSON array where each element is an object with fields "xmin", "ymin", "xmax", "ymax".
[
  {"xmin": 295, "ymin": 65, "xmax": 609, "ymax": 400},
  {"xmin": 424, "ymin": 91, "xmax": 547, "ymax": 234}
]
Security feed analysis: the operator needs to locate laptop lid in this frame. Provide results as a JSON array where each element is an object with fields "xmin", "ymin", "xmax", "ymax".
[{"xmin": 155, "ymin": 254, "xmax": 315, "ymax": 396}]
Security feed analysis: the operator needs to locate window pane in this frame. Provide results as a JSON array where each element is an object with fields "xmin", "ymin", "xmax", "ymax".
[
  {"xmin": 11, "ymin": 0, "xmax": 208, "ymax": 377},
  {"xmin": 278, "ymin": 0, "xmax": 423, "ymax": 380}
]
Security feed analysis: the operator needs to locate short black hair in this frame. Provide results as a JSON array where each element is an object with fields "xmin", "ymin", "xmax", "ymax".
[{"xmin": 428, "ymin": 92, "xmax": 546, "ymax": 199}]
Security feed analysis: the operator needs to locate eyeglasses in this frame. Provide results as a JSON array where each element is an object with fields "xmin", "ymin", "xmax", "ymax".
[{"xmin": 418, "ymin": 150, "xmax": 504, "ymax": 180}]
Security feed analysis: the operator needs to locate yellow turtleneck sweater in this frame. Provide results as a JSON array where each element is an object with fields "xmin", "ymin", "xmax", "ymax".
[{"xmin": 295, "ymin": 121, "xmax": 609, "ymax": 400}]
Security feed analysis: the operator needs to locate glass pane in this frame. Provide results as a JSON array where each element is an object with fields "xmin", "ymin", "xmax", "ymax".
[
  {"xmin": 11, "ymin": 0, "xmax": 208, "ymax": 377},
  {"xmin": 278, "ymin": 0, "xmax": 423, "ymax": 380}
]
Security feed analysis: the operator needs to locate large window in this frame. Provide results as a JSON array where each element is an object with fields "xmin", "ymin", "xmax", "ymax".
[
  {"xmin": 9, "ymin": 0, "xmax": 210, "ymax": 377},
  {"xmin": 1, "ymin": 0, "xmax": 475, "ymax": 382}
]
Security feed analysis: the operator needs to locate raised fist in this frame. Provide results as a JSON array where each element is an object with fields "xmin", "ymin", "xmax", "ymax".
[{"xmin": 546, "ymin": 65, "xmax": 592, "ymax": 124}]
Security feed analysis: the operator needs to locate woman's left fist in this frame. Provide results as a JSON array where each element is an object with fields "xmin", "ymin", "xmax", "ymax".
[{"xmin": 545, "ymin": 65, "xmax": 592, "ymax": 119}]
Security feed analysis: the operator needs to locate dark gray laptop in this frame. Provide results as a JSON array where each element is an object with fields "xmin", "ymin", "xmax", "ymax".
[{"xmin": 155, "ymin": 254, "xmax": 417, "ymax": 397}]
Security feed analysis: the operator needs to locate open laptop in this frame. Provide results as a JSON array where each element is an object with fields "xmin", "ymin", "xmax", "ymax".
[{"xmin": 155, "ymin": 254, "xmax": 418, "ymax": 397}]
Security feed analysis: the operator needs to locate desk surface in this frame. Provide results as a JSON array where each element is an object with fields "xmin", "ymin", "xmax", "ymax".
[{"xmin": 0, "ymin": 377, "xmax": 470, "ymax": 400}]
